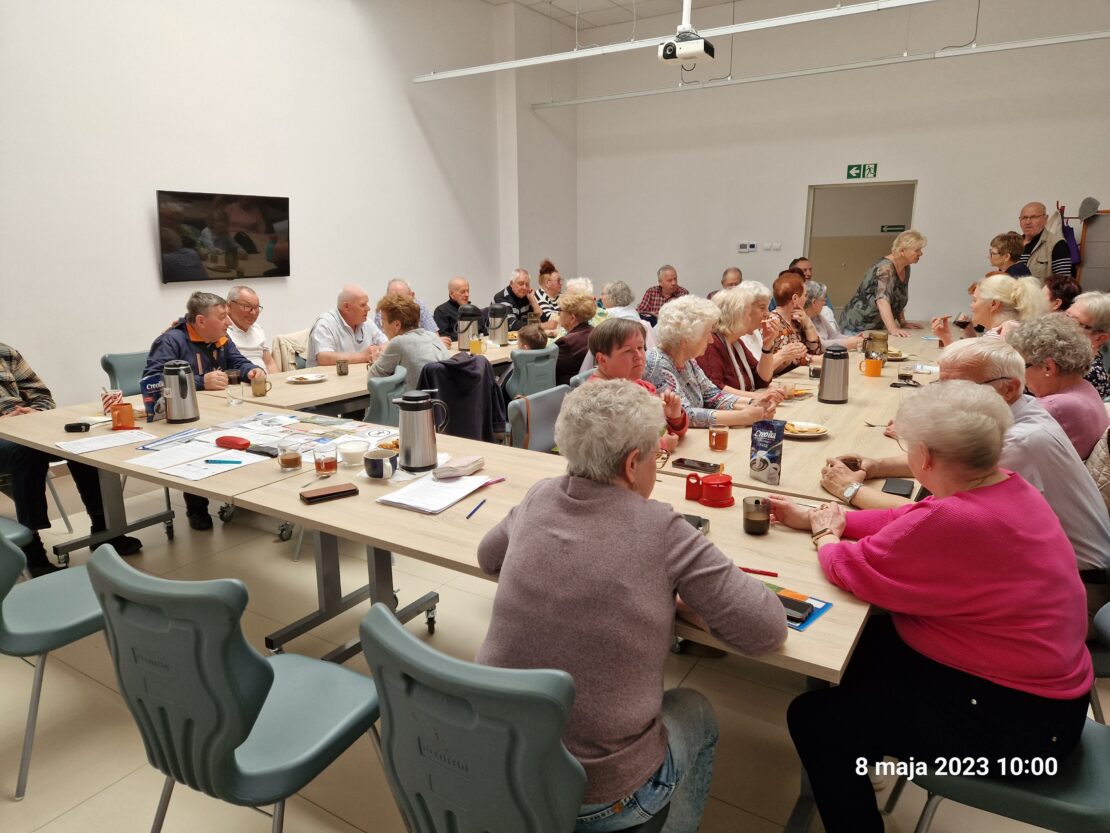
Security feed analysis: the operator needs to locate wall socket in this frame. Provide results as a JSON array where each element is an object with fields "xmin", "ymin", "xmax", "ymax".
[{"xmin": 737, "ymin": 242, "xmax": 758, "ymax": 253}]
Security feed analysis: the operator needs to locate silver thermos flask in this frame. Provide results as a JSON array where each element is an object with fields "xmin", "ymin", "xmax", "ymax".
[
  {"xmin": 162, "ymin": 360, "xmax": 201, "ymax": 423},
  {"xmin": 393, "ymin": 390, "xmax": 450, "ymax": 472},
  {"xmin": 457, "ymin": 304, "xmax": 482, "ymax": 351},
  {"xmin": 817, "ymin": 344, "xmax": 850, "ymax": 404},
  {"xmin": 488, "ymin": 303, "xmax": 511, "ymax": 347}
]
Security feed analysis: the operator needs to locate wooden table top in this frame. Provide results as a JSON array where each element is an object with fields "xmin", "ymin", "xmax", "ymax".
[{"xmin": 198, "ymin": 364, "xmax": 372, "ymax": 410}]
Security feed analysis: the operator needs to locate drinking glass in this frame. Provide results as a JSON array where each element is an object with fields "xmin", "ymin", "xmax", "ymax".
[{"xmin": 226, "ymin": 369, "xmax": 243, "ymax": 405}]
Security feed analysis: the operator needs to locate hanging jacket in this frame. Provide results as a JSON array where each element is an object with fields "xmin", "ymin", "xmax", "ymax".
[{"xmin": 417, "ymin": 354, "xmax": 507, "ymax": 442}]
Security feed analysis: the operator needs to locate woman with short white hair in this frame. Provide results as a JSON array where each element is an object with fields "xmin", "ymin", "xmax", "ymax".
[
  {"xmin": 644, "ymin": 295, "xmax": 774, "ymax": 427},
  {"xmin": 476, "ymin": 380, "xmax": 787, "ymax": 833},
  {"xmin": 600, "ymin": 280, "xmax": 655, "ymax": 350},
  {"xmin": 1067, "ymin": 291, "xmax": 1110, "ymax": 398},
  {"xmin": 840, "ymin": 229, "xmax": 927, "ymax": 336},
  {"xmin": 803, "ymin": 281, "xmax": 861, "ymax": 351},
  {"xmin": 932, "ymin": 274, "xmax": 1046, "ymax": 346},
  {"xmin": 774, "ymin": 379, "xmax": 1092, "ymax": 833},
  {"xmin": 1008, "ymin": 313, "xmax": 1108, "ymax": 459},
  {"xmin": 695, "ymin": 285, "xmax": 786, "ymax": 402}
]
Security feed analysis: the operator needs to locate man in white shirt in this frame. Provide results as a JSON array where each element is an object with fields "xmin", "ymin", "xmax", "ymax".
[
  {"xmin": 225, "ymin": 285, "xmax": 278, "ymax": 373},
  {"xmin": 306, "ymin": 283, "xmax": 387, "ymax": 367}
]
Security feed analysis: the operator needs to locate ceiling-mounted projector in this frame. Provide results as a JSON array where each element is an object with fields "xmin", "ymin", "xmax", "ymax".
[{"xmin": 658, "ymin": 30, "xmax": 715, "ymax": 63}]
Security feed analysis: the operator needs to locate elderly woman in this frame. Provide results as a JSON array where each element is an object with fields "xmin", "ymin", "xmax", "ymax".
[
  {"xmin": 476, "ymin": 380, "xmax": 787, "ymax": 832},
  {"xmin": 601, "ymin": 280, "xmax": 655, "ymax": 349},
  {"xmin": 988, "ymin": 230, "xmax": 1032, "ymax": 277},
  {"xmin": 554, "ymin": 292, "xmax": 597, "ymax": 386},
  {"xmin": 369, "ymin": 294, "xmax": 450, "ymax": 388},
  {"xmin": 931, "ymin": 273, "xmax": 1046, "ymax": 347},
  {"xmin": 1008, "ymin": 313, "xmax": 1109, "ymax": 460},
  {"xmin": 1067, "ymin": 291, "xmax": 1110, "ymax": 399},
  {"xmin": 772, "ymin": 380, "xmax": 1092, "ymax": 833},
  {"xmin": 534, "ymin": 259, "xmax": 562, "ymax": 330},
  {"xmin": 696, "ymin": 284, "xmax": 786, "ymax": 402},
  {"xmin": 803, "ymin": 281, "xmax": 861, "ymax": 351},
  {"xmin": 766, "ymin": 271, "xmax": 822, "ymax": 374},
  {"xmin": 644, "ymin": 296, "xmax": 774, "ymax": 428},
  {"xmin": 839, "ymin": 230, "xmax": 927, "ymax": 337}
]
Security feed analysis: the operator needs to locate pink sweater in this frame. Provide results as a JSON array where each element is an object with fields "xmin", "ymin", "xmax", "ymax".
[
  {"xmin": 1039, "ymin": 380, "xmax": 1109, "ymax": 461},
  {"xmin": 819, "ymin": 471, "xmax": 1092, "ymax": 700}
]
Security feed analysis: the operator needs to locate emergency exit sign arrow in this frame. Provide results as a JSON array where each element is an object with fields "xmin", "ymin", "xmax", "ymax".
[
  {"xmin": 847, "ymin": 165, "xmax": 861, "ymax": 178},
  {"xmin": 847, "ymin": 163, "xmax": 878, "ymax": 180}
]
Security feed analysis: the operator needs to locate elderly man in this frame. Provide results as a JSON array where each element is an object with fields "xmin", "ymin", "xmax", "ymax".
[
  {"xmin": 820, "ymin": 338, "xmax": 1110, "ymax": 629},
  {"xmin": 636, "ymin": 264, "xmax": 689, "ymax": 325},
  {"xmin": 225, "ymin": 285, "xmax": 278, "ymax": 373},
  {"xmin": 492, "ymin": 268, "xmax": 545, "ymax": 332},
  {"xmin": 434, "ymin": 276, "xmax": 487, "ymax": 340},
  {"xmin": 373, "ymin": 279, "xmax": 439, "ymax": 334},
  {"xmin": 306, "ymin": 284, "xmax": 387, "ymax": 367},
  {"xmin": 1, "ymin": 343, "xmax": 142, "ymax": 575},
  {"xmin": 145, "ymin": 291, "xmax": 263, "ymax": 530},
  {"xmin": 708, "ymin": 267, "xmax": 742, "ymax": 300},
  {"xmin": 1018, "ymin": 201, "xmax": 1073, "ymax": 278}
]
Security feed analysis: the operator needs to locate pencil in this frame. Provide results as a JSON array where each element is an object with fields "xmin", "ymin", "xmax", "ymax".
[
  {"xmin": 740, "ymin": 567, "xmax": 779, "ymax": 578},
  {"xmin": 465, "ymin": 499, "xmax": 486, "ymax": 520}
]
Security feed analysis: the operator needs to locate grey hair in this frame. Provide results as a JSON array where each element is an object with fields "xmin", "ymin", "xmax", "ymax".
[
  {"xmin": 555, "ymin": 380, "xmax": 663, "ymax": 483},
  {"xmin": 712, "ymin": 287, "xmax": 749, "ymax": 338},
  {"xmin": 733, "ymin": 280, "xmax": 771, "ymax": 307},
  {"xmin": 803, "ymin": 281, "xmax": 827, "ymax": 306},
  {"xmin": 1075, "ymin": 292, "xmax": 1110, "ymax": 333},
  {"xmin": 656, "ymin": 295, "xmax": 720, "ymax": 352},
  {"xmin": 386, "ymin": 279, "xmax": 411, "ymax": 295},
  {"xmin": 977, "ymin": 274, "xmax": 1046, "ymax": 323},
  {"xmin": 226, "ymin": 285, "xmax": 256, "ymax": 304},
  {"xmin": 510, "ymin": 267, "xmax": 530, "ymax": 282},
  {"xmin": 939, "ymin": 338, "xmax": 1025, "ymax": 383},
  {"xmin": 1007, "ymin": 313, "xmax": 1094, "ymax": 376},
  {"xmin": 602, "ymin": 280, "xmax": 634, "ymax": 307},
  {"xmin": 894, "ymin": 380, "xmax": 1013, "ymax": 473},
  {"xmin": 566, "ymin": 277, "xmax": 595, "ymax": 296},
  {"xmin": 186, "ymin": 291, "xmax": 226, "ymax": 322},
  {"xmin": 337, "ymin": 283, "xmax": 368, "ymax": 307},
  {"xmin": 657, "ymin": 264, "xmax": 677, "ymax": 279}
]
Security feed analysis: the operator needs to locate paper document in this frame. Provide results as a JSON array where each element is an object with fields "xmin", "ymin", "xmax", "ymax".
[
  {"xmin": 126, "ymin": 442, "xmax": 218, "ymax": 469},
  {"xmin": 376, "ymin": 474, "xmax": 489, "ymax": 515},
  {"xmin": 57, "ymin": 431, "xmax": 157, "ymax": 454},
  {"xmin": 160, "ymin": 449, "xmax": 269, "ymax": 481}
]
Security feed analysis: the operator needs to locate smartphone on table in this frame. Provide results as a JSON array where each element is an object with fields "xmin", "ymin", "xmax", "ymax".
[{"xmin": 672, "ymin": 458, "xmax": 722, "ymax": 474}]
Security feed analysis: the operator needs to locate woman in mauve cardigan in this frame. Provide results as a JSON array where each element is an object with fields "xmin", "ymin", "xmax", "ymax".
[{"xmin": 769, "ymin": 380, "xmax": 1092, "ymax": 833}]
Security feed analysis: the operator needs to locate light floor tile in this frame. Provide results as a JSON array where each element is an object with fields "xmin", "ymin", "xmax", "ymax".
[{"xmin": 700, "ymin": 796, "xmax": 783, "ymax": 833}]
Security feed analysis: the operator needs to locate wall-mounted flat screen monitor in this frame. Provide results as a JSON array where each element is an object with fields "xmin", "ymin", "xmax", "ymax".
[{"xmin": 157, "ymin": 190, "xmax": 289, "ymax": 283}]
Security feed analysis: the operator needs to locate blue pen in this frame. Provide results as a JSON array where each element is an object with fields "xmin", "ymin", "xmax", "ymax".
[
  {"xmin": 465, "ymin": 498, "xmax": 486, "ymax": 520},
  {"xmin": 204, "ymin": 459, "xmax": 242, "ymax": 465}
]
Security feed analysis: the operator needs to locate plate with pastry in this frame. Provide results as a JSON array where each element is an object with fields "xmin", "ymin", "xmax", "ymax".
[{"xmin": 784, "ymin": 421, "xmax": 829, "ymax": 439}]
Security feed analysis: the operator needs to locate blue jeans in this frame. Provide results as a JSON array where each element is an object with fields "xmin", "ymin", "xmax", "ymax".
[{"xmin": 575, "ymin": 688, "xmax": 718, "ymax": 833}]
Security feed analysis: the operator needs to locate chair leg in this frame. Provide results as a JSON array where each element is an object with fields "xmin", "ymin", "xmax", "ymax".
[
  {"xmin": 1092, "ymin": 687, "xmax": 1106, "ymax": 724},
  {"xmin": 15, "ymin": 653, "xmax": 48, "ymax": 800},
  {"xmin": 271, "ymin": 799, "xmax": 285, "ymax": 833},
  {"xmin": 46, "ymin": 474, "xmax": 73, "ymax": 534},
  {"xmin": 912, "ymin": 792, "xmax": 945, "ymax": 833},
  {"xmin": 150, "ymin": 774, "xmax": 175, "ymax": 833},
  {"xmin": 882, "ymin": 774, "xmax": 909, "ymax": 815}
]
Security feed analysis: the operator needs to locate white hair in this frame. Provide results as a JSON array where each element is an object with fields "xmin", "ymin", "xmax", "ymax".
[
  {"xmin": 939, "ymin": 338, "xmax": 1025, "ymax": 383},
  {"xmin": 601, "ymin": 281, "xmax": 634, "ymax": 308},
  {"xmin": 386, "ymin": 279, "xmax": 411, "ymax": 295},
  {"xmin": 555, "ymin": 380, "xmax": 663, "ymax": 483},
  {"xmin": 895, "ymin": 380, "xmax": 1012, "ymax": 472},
  {"xmin": 977, "ymin": 274, "xmax": 1047, "ymax": 323},
  {"xmin": 566, "ymin": 277, "xmax": 595, "ymax": 296},
  {"xmin": 1075, "ymin": 292, "xmax": 1110, "ymax": 333},
  {"xmin": 655, "ymin": 295, "xmax": 720, "ymax": 352},
  {"xmin": 712, "ymin": 287, "xmax": 751, "ymax": 337},
  {"xmin": 1007, "ymin": 313, "xmax": 1094, "ymax": 376},
  {"xmin": 337, "ymin": 283, "xmax": 368, "ymax": 307},
  {"xmin": 226, "ymin": 285, "xmax": 257, "ymax": 304}
]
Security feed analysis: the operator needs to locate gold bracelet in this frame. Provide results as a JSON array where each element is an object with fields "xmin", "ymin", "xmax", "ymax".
[{"xmin": 811, "ymin": 529, "xmax": 836, "ymax": 547}]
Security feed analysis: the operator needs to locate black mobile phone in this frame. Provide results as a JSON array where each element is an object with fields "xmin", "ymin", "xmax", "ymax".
[
  {"xmin": 882, "ymin": 478, "xmax": 915, "ymax": 498},
  {"xmin": 672, "ymin": 458, "xmax": 721, "ymax": 474},
  {"xmin": 683, "ymin": 514, "xmax": 710, "ymax": 535},
  {"xmin": 64, "ymin": 422, "xmax": 91, "ymax": 433},
  {"xmin": 779, "ymin": 596, "xmax": 814, "ymax": 624}
]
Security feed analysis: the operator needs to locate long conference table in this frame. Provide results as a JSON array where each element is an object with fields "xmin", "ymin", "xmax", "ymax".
[{"xmin": 0, "ymin": 334, "xmax": 940, "ymax": 833}]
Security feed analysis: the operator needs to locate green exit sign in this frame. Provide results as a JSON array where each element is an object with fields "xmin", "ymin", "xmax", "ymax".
[
  {"xmin": 881, "ymin": 224, "xmax": 906, "ymax": 233},
  {"xmin": 847, "ymin": 163, "xmax": 878, "ymax": 179}
]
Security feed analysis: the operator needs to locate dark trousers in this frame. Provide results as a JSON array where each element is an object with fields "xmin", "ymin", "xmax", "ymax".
[
  {"xmin": 0, "ymin": 439, "xmax": 110, "ymax": 531},
  {"xmin": 786, "ymin": 615, "xmax": 1089, "ymax": 833},
  {"xmin": 184, "ymin": 493, "xmax": 209, "ymax": 516}
]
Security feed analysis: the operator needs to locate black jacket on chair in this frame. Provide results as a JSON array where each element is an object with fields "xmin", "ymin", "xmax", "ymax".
[{"xmin": 417, "ymin": 354, "xmax": 507, "ymax": 442}]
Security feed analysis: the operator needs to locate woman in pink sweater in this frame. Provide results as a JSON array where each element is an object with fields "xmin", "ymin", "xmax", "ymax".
[{"xmin": 769, "ymin": 380, "xmax": 1092, "ymax": 833}]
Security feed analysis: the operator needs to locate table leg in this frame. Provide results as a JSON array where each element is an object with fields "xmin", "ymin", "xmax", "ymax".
[
  {"xmin": 782, "ymin": 676, "xmax": 829, "ymax": 833},
  {"xmin": 51, "ymin": 469, "xmax": 175, "ymax": 558}
]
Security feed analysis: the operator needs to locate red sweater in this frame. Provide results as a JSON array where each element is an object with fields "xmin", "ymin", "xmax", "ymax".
[
  {"xmin": 820, "ymin": 471, "xmax": 1092, "ymax": 699},
  {"xmin": 696, "ymin": 333, "xmax": 769, "ymax": 392}
]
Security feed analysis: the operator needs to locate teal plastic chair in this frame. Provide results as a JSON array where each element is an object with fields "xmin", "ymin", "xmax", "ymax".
[
  {"xmin": 100, "ymin": 351, "xmax": 149, "ymax": 395},
  {"xmin": 0, "ymin": 534, "xmax": 105, "ymax": 799},
  {"xmin": 0, "ymin": 517, "xmax": 33, "ymax": 548},
  {"xmin": 86, "ymin": 547, "xmax": 379, "ymax": 833},
  {"xmin": 359, "ymin": 603, "xmax": 586, "ymax": 833},
  {"xmin": 569, "ymin": 367, "xmax": 595, "ymax": 388},
  {"xmin": 364, "ymin": 365, "xmax": 406, "ymax": 427},
  {"xmin": 507, "ymin": 385, "xmax": 570, "ymax": 452},
  {"xmin": 1090, "ymin": 603, "xmax": 1110, "ymax": 724},
  {"xmin": 503, "ymin": 341, "xmax": 557, "ymax": 399}
]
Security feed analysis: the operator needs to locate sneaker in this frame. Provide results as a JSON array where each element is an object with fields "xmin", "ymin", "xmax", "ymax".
[
  {"xmin": 107, "ymin": 535, "xmax": 143, "ymax": 556},
  {"xmin": 187, "ymin": 512, "xmax": 213, "ymax": 531}
]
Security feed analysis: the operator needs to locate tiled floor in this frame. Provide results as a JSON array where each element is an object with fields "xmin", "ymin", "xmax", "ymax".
[{"xmin": 1, "ymin": 475, "xmax": 1102, "ymax": 833}]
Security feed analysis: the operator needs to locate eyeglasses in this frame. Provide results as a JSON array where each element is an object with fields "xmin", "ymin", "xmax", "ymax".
[
  {"xmin": 1018, "ymin": 214, "xmax": 1046, "ymax": 222},
  {"xmin": 231, "ymin": 300, "xmax": 263, "ymax": 313},
  {"xmin": 656, "ymin": 449, "xmax": 670, "ymax": 470}
]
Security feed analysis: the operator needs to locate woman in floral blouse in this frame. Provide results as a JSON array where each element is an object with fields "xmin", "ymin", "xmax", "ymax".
[{"xmin": 839, "ymin": 230, "xmax": 928, "ymax": 337}]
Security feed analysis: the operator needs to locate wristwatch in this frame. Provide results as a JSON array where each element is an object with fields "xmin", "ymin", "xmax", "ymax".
[{"xmin": 842, "ymin": 482, "xmax": 862, "ymax": 506}]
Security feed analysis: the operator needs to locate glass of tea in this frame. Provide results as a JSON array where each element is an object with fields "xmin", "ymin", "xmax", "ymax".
[
  {"xmin": 313, "ymin": 445, "xmax": 338, "ymax": 475},
  {"xmin": 708, "ymin": 426, "xmax": 729, "ymax": 451},
  {"xmin": 278, "ymin": 439, "xmax": 303, "ymax": 471}
]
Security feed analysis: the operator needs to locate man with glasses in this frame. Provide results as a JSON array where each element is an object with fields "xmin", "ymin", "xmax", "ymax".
[
  {"xmin": 1017, "ymin": 201, "xmax": 1072, "ymax": 279},
  {"xmin": 225, "ymin": 285, "xmax": 278, "ymax": 373},
  {"xmin": 1066, "ymin": 291, "xmax": 1110, "ymax": 399}
]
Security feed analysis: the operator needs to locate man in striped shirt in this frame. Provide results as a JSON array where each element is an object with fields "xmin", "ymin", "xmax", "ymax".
[{"xmin": 1018, "ymin": 201, "xmax": 1073, "ymax": 279}]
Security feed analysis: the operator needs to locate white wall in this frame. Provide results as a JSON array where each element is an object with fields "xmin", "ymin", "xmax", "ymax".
[
  {"xmin": 0, "ymin": 0, "xmax": 503, "ymax": 404},
  {"xmin": 573, "ymin": 0, "xmax": 1110, "ymax": 311}
]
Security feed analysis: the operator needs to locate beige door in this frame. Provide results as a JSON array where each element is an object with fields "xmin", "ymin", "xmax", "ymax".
[{"xmin": 805, "ymin": 182, "xmax": 916, "ymax": 309}]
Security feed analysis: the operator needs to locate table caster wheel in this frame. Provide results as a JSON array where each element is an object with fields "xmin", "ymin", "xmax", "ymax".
[
  {"xmin": 278, "ymin": 523, "xmax": 293, "ymax": 542},
  {"xmin": 670, "ymin": 637, "xmax": 686, "ymax": 655},
  {"xmin": 426, "ymin": 607, "xmax": 437, "ymax": 635},
  {"xmin": 218, "ymin": 504, "xmax": 235, "ymax": 523},
  {"xmin": 56, "ymin": 552, "xmax": 70, "ymax": 567},
  {"xmin": 164, "ymin": 520, "xmax": 174, "ymax": 540}
]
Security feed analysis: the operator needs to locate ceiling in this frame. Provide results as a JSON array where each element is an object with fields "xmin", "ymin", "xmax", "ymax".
[{"xmin": 480, "ymin": 0, "xmax": 734, "ymax": 31}]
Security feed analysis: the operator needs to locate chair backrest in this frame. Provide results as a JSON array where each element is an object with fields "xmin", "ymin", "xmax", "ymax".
[
  {"xmin": 1085, "ymin": 428, "xmax": 1110, "ymax": 515},
  {"xmin": 504, "ymin": 341, "xmax": 557, "ymax": 399},
  {"xmin": 359, "ymin": 603, "xmax": 585, "ymax": 833},
  {"xmin": 417, "ymin": 355, "xmax": 508, "ymax": 442},
  {"xmin": 86, "ymin": 547, "xmax": 273, "ymax": 799},
  {"xmin": 0, "ymin": 535, "xmax": 28, "ymax": 619},
  {"xmin": 100, "ymin": 352, "xmax": 150, "ymax": 396},
  {"xmin": 270, "ymin": 328, "xmax": 310, "ymax": 372},
  {"xmin": 569, "ymin": 368, "xmax": 595, "ymax": 388},
  {"xmin": 365, "ymin": 365, "xmax": 407, "ymax": 427},
  {"xmin": 507, "ymin": 385, "xmax": 570, "ymax": 452}
]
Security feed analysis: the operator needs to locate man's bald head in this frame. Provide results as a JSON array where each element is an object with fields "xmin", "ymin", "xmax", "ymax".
[
  {"xmin": 386, "ymin": 279, "xmax": 414, "ymax": 298},
  {"xmin": 448, "ymin": 277, "xmax": 470, "ymax": 305},
  {"xmin": 337, "ymin": 283, "xmax": 370, "ymax": 327},
  {"xmin": 1018, "ymin": 202, "xmax": 1048, "ymax": 242}
]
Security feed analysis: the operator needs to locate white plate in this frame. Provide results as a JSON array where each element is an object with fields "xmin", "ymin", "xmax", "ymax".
[
  {"xmin": 286, "ymin": 374, "xmax": 327, "ymax": 384},
  {"xmin": 784, "ymin": 421, "xmax": 829, "ymax": 439}
]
